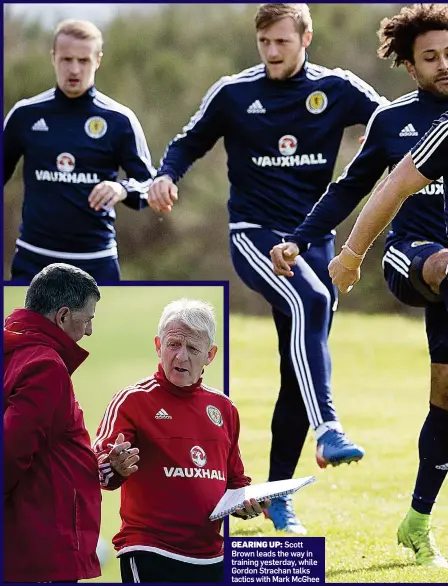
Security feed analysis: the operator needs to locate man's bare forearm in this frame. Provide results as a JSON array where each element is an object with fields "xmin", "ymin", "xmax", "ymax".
[{"xmin": 345, "ymin": 153, "xmax": 431, "ymax": 257}]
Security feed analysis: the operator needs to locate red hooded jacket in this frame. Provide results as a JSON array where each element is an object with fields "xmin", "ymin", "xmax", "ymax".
[{"xmin": 4, "ymin": 309, "xmax": 101, "ymax": 582}]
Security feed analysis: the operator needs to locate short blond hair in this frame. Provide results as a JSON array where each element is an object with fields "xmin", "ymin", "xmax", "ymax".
[
  {"xmin": 255, "ymin": 3, "xmax": 313, "ymax": 35},
  {"xmin": 53, "ymin": 19, "xmax": 103, "ymax": 54}
]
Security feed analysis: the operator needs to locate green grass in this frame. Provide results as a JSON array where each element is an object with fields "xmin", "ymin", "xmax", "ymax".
[
  {"xmin": 4, "ymin": 288, "xmax": 447, "ymax": 583},
  {"xmin": 230, "ymin": 313, "xmax": 447, "ymax": 583}
]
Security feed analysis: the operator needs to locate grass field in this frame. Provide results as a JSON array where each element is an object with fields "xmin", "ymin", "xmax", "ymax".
[
  {"xmin": 4, "ymin": 287, "xmax": 447, "ymax": 583},
  {"xmin": 230, "ymin": 313, "xmax": 448, "ymax": 583}
]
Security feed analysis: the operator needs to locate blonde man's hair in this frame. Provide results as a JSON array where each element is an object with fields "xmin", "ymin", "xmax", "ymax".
[
  {"xmin": 53, "ymin": 19, "xmax": 103, "ymax": 54},
  {"xmin": 255, "ymin": 4, "xmax": 313, "ymax": 35}
]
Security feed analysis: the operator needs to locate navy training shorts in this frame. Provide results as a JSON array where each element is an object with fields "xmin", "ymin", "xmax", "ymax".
[{"xmin": 383, "ymin": 238, "xmax": 448, "ymax": 364}]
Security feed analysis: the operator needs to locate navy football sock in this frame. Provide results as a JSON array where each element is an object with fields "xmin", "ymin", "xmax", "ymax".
[
  {"xmin": 440, "ymin": 275, "xmax": 448, "ymax": 311},
  {"xmin": 412, "ymin": 404, "xmax": 448, "ymax": 515}
]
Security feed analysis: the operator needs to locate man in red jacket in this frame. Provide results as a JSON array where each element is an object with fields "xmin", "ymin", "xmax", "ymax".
[
  {"xmin": 4, "ymin": 263, "xmax": 102, "ymax": 582},
  {"xmin": 94, "ymin": 298, "xmax": 268, "ymax": 583}
]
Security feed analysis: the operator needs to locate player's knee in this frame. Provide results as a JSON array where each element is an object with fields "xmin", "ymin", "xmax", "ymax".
[
  {"xmin": 430, "ymin": 363, "xmax": 448, "ymax": 410},
  {"xmin": 422, "ymin": 250, "xmax": 448, "ymax": 294},
  {"xmin": 430, "ymin": 391, "xmax": 448, "ymax": 411},
  {"xmin": 316, "ymin": 284, "xmax": 331, "ymax": 307},
  {"xmin": 306, "ymin": 286, "xmax": 331, "ymax": 323}
]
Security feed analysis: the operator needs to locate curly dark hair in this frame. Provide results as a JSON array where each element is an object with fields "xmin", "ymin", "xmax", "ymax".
[{"xmin": 377, "ymin": 4, "xmax": 448, "ymax": 67}]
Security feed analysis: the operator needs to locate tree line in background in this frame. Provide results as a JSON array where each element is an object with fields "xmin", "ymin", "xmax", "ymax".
[{"xmin": 4, "ymin": 3, "xmax": 421, "ymax": 315}]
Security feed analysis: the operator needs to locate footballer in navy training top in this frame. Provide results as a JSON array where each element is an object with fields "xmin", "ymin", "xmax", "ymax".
[
  {"xmin": 328, "ymin": 117, "xmax": 448, "ymax": 569},
  {"xmin": 272, "ymin": 6, "xmax": 448, "ymax": 566},
  {"xmin": 4, "ymin": 19, "xmax": 155, "ymax": 282}
]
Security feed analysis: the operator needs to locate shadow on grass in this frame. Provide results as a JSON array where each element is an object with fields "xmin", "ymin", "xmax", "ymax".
[
  {"xmin": 230, "ymin": 528, "xmax": 271, "ymax": 537},
  {"xmin": 326, "ymin": 560, "xmax": 413, "ymax": 578}
]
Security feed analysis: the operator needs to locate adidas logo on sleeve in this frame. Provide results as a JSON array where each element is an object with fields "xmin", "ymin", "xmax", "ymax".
[
  {"xmin": 399, "ymin": 124, "xmax": 418, "ymax": 137},
  {"xmin": 155, "ymin": 408, "xmax": 172, "ymax": 419},
  {"xmin": 31, "ymin": 118, "xmax": 49, "ymax": 131},
  {"xmin": 247, "ymin": 100, "xmax": 266, "ymax": 114}
]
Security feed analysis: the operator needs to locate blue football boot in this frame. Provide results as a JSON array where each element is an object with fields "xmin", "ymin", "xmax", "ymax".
[
  {"xmin": 263, "ymin": 495, "xmax": 307, "ymax": 535},
  {"xmin": 316, "ymin": 429, "xmax": 364, "ymax": 468}
]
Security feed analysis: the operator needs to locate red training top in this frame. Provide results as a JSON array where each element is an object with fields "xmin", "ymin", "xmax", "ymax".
[{"xmin": 94, "ymin": 364, "xmax": 250, "ymax": 563}]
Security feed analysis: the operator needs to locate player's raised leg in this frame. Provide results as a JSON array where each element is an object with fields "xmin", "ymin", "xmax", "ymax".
[
  {"xmin": 231, "ymin": 228, "xmax": 364, "ymax": 472},
  {"xmin": 384, "ymin": 241, "xmax": 448, "ymax": 567}
]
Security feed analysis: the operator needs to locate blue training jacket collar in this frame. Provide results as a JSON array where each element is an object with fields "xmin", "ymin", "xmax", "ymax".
[
  {"xmin": 418, "ymin": 87, "xmax": 448, "ymax": 106},
  {"xmin": 54, "ymin": 85, "xmax": 97, "ymax": 105},
  {"xmin": 263, "ymin": 53, "xmax": 309, "ymax": 83}
]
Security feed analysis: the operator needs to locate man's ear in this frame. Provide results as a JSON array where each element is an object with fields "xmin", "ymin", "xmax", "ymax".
[
  {"xmin": 96, "ymin": 51, "xmax": 103, "ymax": 70},
  {"xmin": 404, "ymin": 60, "xmax": 416, "ymax": 81},
  {"xmin": 302, "ymin": 30, "xmax": 313, "ymax": 49},
  {"xmin": 155, "ymin": 336, "xmax": 162, "ymax": 358},
  {"xmin": 205, "ymin": 345, "xmax": 218, "ymax": 366},
  {"xmin": 54, "ymin": 306, "xmax": 70, "ymax": 331}
]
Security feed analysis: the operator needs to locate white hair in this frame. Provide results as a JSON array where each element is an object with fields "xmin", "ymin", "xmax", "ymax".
[{"xmin": 158, "ymin": 298, "xmax": 216, "ymax": 347}]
